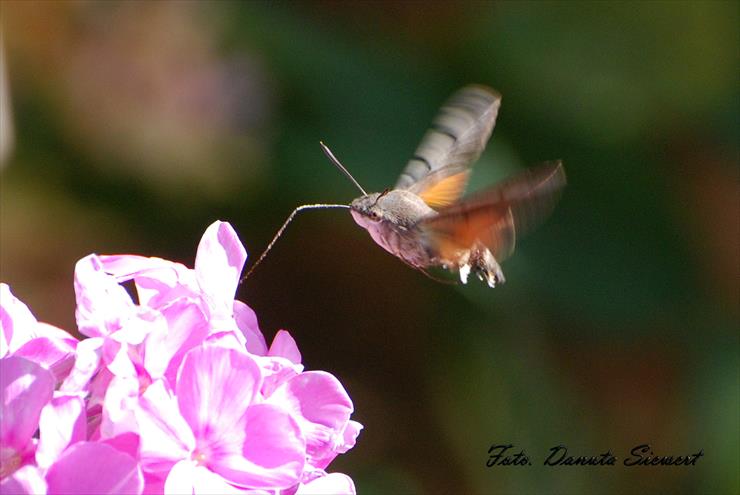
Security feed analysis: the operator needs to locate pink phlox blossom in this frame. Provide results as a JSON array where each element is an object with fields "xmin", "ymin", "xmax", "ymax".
[{"xmin": 0, "ymin": 221, "xmax": 361, "ymax": 495}]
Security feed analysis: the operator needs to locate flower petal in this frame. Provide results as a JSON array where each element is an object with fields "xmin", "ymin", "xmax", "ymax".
[
  {"xmin": 210, "ymin": 403, "xmax": 305, "ymax": 489},
  {"xmin": 268, "ymin": 330, "xmax": 301, "ymax": 364},
  {"xmin": 0, "ymin": 464, "xmax": 47, "ymax": 495},
  {"xmin": 74, "ymin": 254, "xmax": 136, "ymax": 338},
  {"xmin": 163, "ymin": 459, "xmax": 197, "ymax": 495},
  {"xmin": 36, "ymin": 394, "xmax": 86, "ymax": 469},
  {"xmin": 254, "ymin": 355, "xmax": 303, "ymax": 398},
  {"xmin": 176, "ymin": 345, "xmax": 261, "ymax": 440},
  {"xmin": 101, "ymin": 431, "xmax": 141, "ymax": 459},
  {"xmin": 338, "ymin": 420, "xmax": 363, "ymax": 454},
  {"xmin": 308, "ymin": 420, "xmax": 363, "ymax": 471},
  {"xmin": 194, "ymin": 222, "xmax": 247, "ymax": 325},
  {"xmin": 1, "ymin": 286, "xmax": 77, "ymax": 381},
  {"xmin": 142, "ymin": 471, "xmax": 167, "ymax": 495},
  {"xmin": 0, "ymin": 284, "xmax": 39, "ymax": 357},
  {"xmin": 205, "ymin": 330, "xmax": 247, "ymax": 351},
  {"xmin": 233, "ymin": 301, "xmax": 267, "ymax": 356},
  {"xmin": 295, "ymin": 472, "xmax": 356, "ymax": 495},
  {"xmin": 144, "ymin": 298, "xmax": 209, "ymax": 386},
  {"xmin": 164, "ymin": 461, "xmax": 261, "ymax": 495},
  {"xmin": 60, "ymin": 337, "xmax": 103, "ymax": 394},
  {"xmin": 268, "ymin": 371, "xmax": 353, "ymax": 431},
  {"xmin": 14, "ymin": 334, "xmax": 76, "ymax": 383},
  {"xmin": 109, "ymin": 307, "xmax": 165, "ymax": 347},
  {"xmin": 45, "ymin": 442, "xmax": 143, "ymax": 495},
  {"xmin": 100, "ymin": 375, "xmax": 140, "ymax": 439},
  {"xmin": 0, "ymin": 356, "xmax": 54, "ymax": 451},
  {"xmin": 99, "ymin": 254, "xmax": 198, "ymax": 310},
  {"xmin": 135, "ymin": 380, "xmax": 194, "ymax": 472},
  {"xmin": 98, "ymin": 254, "xmax": 176, "ymax": 283},
  {"xmin": 267, "ymin": 371, "xmax": 356, "ymax": 469},
  {"xmin": 191, "ymin": 463, "xmax": 258, "ymax": 495},
  {"xmin": 102, "ymin": 339, "xmax": 136, "ymax": 379}
]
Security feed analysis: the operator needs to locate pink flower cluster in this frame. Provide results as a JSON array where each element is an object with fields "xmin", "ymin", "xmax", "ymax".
[{"xmin": 1, "ymin": 221, "xmax": 361, "ymax": 494}]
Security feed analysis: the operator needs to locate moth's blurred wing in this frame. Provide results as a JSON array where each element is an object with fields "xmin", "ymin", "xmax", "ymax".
[
  {"xmin": 426, "ymin": 202, "xmax": 517, "ymax": 262},
  {"xmin": 395, "ymin": 85, "xmax": 501, "ymax": 209},
  {"xmin": 422, "ymin": 162, "xmax": 566, "ymax": 262},
  {"xmin": 414, "ymin": 170, "xmax": 471, "ymax": 210}
]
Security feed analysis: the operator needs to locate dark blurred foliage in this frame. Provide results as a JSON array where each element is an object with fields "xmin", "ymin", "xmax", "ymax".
[{"xmin": 1, "ymin": 1, "xmax": 738, "ymax": 494}]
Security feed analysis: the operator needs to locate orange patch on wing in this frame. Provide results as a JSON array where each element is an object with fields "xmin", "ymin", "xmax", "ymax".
[{"xmin": 418, "ymin": 171, "xmax": 470, "ymax": 209}]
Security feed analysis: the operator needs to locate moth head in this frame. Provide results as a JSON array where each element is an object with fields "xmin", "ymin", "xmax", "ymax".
[{"xmin": 349, "ymin": 193, "xmax": 384, "ymax": 227}]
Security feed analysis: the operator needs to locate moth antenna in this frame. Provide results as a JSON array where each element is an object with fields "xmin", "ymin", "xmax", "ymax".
[
  {"xmin": 240, "ymin": 203, "xmax": 350, "ymax": 284},
  {"xmin": 319, "ymin": 141, "xmax": 368, "ymax": 196}
]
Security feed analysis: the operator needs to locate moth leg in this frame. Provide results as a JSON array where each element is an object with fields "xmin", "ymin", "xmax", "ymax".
[
  {"xmin": 470, "ymin": 242, "xmax": 505, "ymax": 288},
  {"xmin": 398, "ymin": 256, "xmax": 459, "ymax": 285},
  {"xmin": 419, "ymin": 267, "xmax": 459, "ymax": 285},
  {"xmin": 435, "ymin": 244, "xmax": 504, "ymax": 288},
  {"xmin": 457, "ymin": 251, "xmax": 472, "ymax": 284}
]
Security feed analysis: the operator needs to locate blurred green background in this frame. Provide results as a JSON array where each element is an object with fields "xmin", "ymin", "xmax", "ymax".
[{"xmin": 1, "ymin": 1, "xmax": 737, "ymax": 494}]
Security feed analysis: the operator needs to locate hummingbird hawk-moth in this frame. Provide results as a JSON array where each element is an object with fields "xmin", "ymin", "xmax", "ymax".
[{"xmin": 241, "ymin": 85, "xmax": 565, "ymax": 287}]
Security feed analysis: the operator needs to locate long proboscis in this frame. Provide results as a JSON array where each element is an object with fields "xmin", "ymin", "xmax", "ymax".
[{"xmin": 239, "ymin": 203, "xmax": 350, "ymax": 284}]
